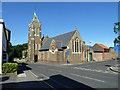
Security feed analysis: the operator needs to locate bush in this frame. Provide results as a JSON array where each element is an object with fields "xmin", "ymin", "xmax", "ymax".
[
  {"xmin": 2, "ymin": 63, "xmax": 18, "ymax": 74},
  {"xmin": 18, "ymin": 61, "xmax": 27, "ymax": 64}
]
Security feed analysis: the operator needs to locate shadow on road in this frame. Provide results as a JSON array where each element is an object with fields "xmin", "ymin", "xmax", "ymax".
[
  {"xmin": 105, "ymin": 64, "xmax": 111, "ymax": 67},
  {"xmin": 17, "ymin": 63, "xmax": 32, "ymax": 74},
  {"xmin": 2, "ymin": 74, "xmax": 96, "ymax": 90}
]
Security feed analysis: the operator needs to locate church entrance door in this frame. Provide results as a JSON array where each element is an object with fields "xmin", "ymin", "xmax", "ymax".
[{"xmin": 35, "ymin": 54, "xmax": 38, "ymax": 62}]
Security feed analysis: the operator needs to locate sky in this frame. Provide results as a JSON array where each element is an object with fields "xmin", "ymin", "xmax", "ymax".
[{"xmin": 2, "ymin": 2, "xmax": 118, "ymax": 47}]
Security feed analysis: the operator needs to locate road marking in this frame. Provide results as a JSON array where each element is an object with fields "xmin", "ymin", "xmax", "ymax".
[
  {"xmin": 73, "ymin": 67, "xmax": 115, "ymax": 74},
  {"xmin": 29, "ymin": 70, "xmax": 49, "ymax": 81},
  {"xmin": 70, "ymin": 73, "xmax": 105, "ymax": 83},
  {"xmin": 29, "ymin": 70, "xmax": 56, "ymax": 90},
  {"xmin": 17, "ymin": 73, "xmax": 26, "ymax": 77}
]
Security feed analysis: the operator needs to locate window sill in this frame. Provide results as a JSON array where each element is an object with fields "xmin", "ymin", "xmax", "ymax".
[{"xmin": 72, "ymin": 52, "xmax": 81, "ymax": 54}]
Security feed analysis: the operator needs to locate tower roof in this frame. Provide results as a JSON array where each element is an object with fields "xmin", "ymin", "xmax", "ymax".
[{"xmin": 32, "ymin": 12, "xmax": 39, "ymax": 22}]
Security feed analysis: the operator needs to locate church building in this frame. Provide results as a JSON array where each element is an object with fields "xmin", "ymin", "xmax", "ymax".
[{"xmin": 27, "ymin": 12, "xmax": 94, "ymax": 63}]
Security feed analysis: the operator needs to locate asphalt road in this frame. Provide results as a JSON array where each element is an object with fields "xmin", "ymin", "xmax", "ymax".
[{"xmin": 27, "ymin": 60, "xmax": 119, "ymax": 89}]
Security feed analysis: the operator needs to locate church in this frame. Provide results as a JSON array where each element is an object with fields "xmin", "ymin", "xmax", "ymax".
[{"xmin": 27, "ymin": 12, "xmax": 94, "ymax": 63}]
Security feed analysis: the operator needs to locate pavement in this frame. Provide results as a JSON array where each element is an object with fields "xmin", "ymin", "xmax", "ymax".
[{"xmin": 108, "ymin": 59, "xmax": 120, "ymax": 73}]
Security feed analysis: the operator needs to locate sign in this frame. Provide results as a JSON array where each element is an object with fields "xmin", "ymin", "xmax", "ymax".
[
  {"xmin": 114, "ymin": 43, "xmax": 120, "ymax": 52},
  {"xmin": 66, "ymin": 50, "xmax": 69, "ymax": 55}
]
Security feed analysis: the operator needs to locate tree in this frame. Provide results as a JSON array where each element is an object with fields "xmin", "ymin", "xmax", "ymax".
[
  {"xmin": 8, "ymin": 42, "xmax": 28, "ymax": 61},
  {"xmin": 114, "ymin": 22, "xmax": 120, "ymax": 43},
  {"xmin": 23, "ymin": 51, "xmax": 28, "ymax": 58},
  {"xmin": 8, "ymin": 42, "xmax": 14, "ymax": 62}
]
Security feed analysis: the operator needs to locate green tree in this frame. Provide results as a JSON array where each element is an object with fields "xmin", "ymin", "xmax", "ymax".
[
  {"xmin": 114, "ymin": 22, "xmax": 120, "ymax": 43},
  {"xmin": 8, "ymin": 42, "xmax": 28, "ymax": 61},
  {"xmin": 23, "ymin": 51, "xmax": 28, "ymax": 58},
  {"xmin": 8, "ymin": 42, "xmax": 14, "ymax": 62}
]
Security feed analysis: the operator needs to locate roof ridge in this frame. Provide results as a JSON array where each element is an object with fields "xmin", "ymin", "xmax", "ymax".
[
  {"xmin": 50, "ymin": 30, "xmax": 76, "ymax": 39},
  {"xmin": 55, "ymin": 40, "xmax": 62, "ymax": 42},
  {"xmin": 96, "ymin": 43, "xmax": 109, "ymax": 49}
]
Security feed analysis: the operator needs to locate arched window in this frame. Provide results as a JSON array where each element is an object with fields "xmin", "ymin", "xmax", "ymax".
[
  {"xmin": 75, "ymin": 38, "xmax": 79, "ymax": 52},
  {"xmin": 37, "ymin": 28, "xmax": 39, "ymax": 36},
  {"xmin": 72, "ymin": 40, "xmax": 74, "ymax": 52},
  {"xmin": 84, "ymin": 50, "xmax": 86, "ymax": 58},
  {"xmin": 34, "ymin": 28, "xmax": 36, "ymax": 36},
  {"xmin": 75, "ymin": 40, "xmax": 76, "ymax": 52},
  {"xmin": 72, "ymin": 37, "xmax": 80, "ymax": 53},
  {"xmin": 76, "ymin": 39, "xmax": 79, "ymax": 52},
  {"xmin": 35, "ymin": 44, "xmax": 37, "ymax": 50},
  {"xmin": 80, "ymin": 41, "xmax": 82, "ymax": 52}
]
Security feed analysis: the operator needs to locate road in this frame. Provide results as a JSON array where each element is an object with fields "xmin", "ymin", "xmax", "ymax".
[{"xmin": 27, "ymin": 60, "xmax": 119, "ymax": 89}]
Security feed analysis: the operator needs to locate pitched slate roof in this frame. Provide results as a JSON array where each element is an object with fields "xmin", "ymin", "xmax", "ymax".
[
  {"xmin": 40, "ymin": 30, "xmax": 76, "ymax": 50},
  {"xmin": 95, "ymin": 43, "xmax": 109, "ymax": 49},
  {"xmin": 86, "ymin": 45, "xmax": 103, "ymax": 52}
]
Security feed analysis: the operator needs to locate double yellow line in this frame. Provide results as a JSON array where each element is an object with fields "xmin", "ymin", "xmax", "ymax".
[{"xmin": 29, "ymin": 70, "xmax": 56, "ymax": 90}]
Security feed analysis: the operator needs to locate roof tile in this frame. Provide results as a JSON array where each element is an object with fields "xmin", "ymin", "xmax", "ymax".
[
  {"xmin": 40, "ymin": 30, "xmax": 75, "ymax": 50},
  {"xmin": 96, "ymin": 43, "xmax": 109, "ymax": 49}
]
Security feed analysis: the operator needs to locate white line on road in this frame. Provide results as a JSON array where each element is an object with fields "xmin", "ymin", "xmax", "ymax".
[
  {"xmin": 73, "ymin": 67, "xmax": 114, "ymax": 74},
  {"xmin": 70, "ymin": 73, "xmax": 105, "ymax": 83}
]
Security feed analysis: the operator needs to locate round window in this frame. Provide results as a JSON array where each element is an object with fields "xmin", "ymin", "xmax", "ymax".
[{"xmin": 52, "ymin": 46, "xmax": 55, "ymax": 52}]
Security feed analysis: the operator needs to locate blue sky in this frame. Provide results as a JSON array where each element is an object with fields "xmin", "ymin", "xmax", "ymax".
[{"xmin": 2, "ymin": 2, "xmax": 118, "ymax": 47}]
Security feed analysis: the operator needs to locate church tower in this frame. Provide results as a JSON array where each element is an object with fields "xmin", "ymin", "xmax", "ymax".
[{"xmin": 28, "ymin": 12, "xmax": 41, "ymax": 62}]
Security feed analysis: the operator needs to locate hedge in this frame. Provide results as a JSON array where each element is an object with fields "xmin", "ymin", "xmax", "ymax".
[{"xmin": 2, "ymin": 63, "xmax": 18, "ymax": 74}]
